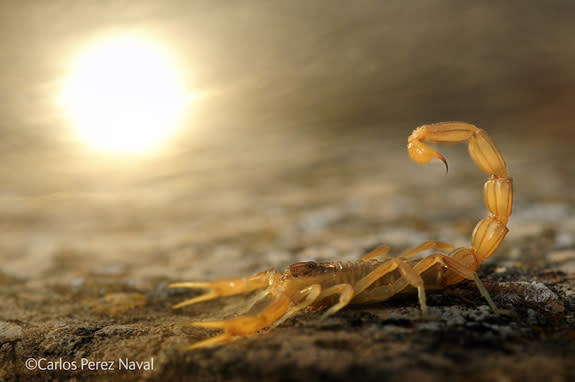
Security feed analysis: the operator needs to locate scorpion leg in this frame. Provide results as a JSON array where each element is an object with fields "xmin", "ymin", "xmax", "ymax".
[
  {"xmin": 360, "ymin": 245, "xmax": 391, "ymax": 261},
  {"xmin": 351, "ymin": 278, "xmax": 409, "ymax": 305},
  {"xmin": 169, "ymin": 270, "xmax": 273, "ymax": 309},
  {"xmin": 414, "ymin": 253, "xmax": 499, "ymax": 314},
  {"xmin": 235, "ymin": 288, "xmax": 271, "ymax": 316},
  {"xmin": 269, "ymin": 284, "xmax": 322, "ymax": 328},
  {"xmin": 354, "ymin": 259, "xmax": 429, "ymax": 317},
  {"xmin": 316, "ymin": 284, "xmax": 355, "ymax": 320},
  {"xmin": 400, "ymin": 240, "xmax": 454, "ymax": 259}
]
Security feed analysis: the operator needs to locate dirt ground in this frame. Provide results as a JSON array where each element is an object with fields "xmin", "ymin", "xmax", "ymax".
[{"xmin": 1, "ymin": 1, "xmax": 575, "ymax": 381}]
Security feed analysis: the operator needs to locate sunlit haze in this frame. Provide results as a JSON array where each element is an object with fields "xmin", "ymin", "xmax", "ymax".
[{"xmin": 59, "ymin": 36, "xmax": 191, "ymax": 154}]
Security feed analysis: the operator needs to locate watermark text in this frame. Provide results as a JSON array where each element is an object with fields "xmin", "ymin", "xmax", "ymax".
[{"xmin": 25, "ymin": 357, "xmax": 154, "ymax": 372}]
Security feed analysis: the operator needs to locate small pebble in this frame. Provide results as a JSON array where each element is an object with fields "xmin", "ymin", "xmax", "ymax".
[
  {"xmin": 554, "ymin": 230, "xmax": 574, "ymax": 249},
  {"xmin": 91, "ymin": 263, "xmax": 127, "ymax": 276},
  {"xmin": 499, "ymin": 281, "xmax": 558, "ymax": 304},
  {"xmin": 548, "ymin": 250, "xmax": 575, "ymax": 263},
  {"xmin": 96, "ymin": 325, "xmax": 135, "ymax": 337},
  {"xmin": 498, "ymin": 281, "xmax": 564, "ymax": 312},
  {"xmin": 70, "ymin": 277, "xmax": 84, "ymax": 292},
  {"xmin": 0, "ymin": 321, "xmax": 23, "ymax": 342}
]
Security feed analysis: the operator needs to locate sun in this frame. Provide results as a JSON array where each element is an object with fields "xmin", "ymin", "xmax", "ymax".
[{"xmin": 59, "ymin": 35, "xmax": 190, "ymax": 154}]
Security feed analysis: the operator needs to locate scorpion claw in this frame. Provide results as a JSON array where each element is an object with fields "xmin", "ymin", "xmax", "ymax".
[
  {"xmin": 180, "ymin": 334, "xmax": 235, "ymax": 350},
  {"xmin": 170, "ymin": 282, "xmax": 219, "ymax": 309},
  {"xmin": 169, "ymin": 282, "xmax": 212, "ymax": 289},
  {"xmin": 171, "ymin": 293, "xmax": 216, "ymax": 309},
  {"xmin": 169, "ymin": 271, "xmax": 274, "ymax": 309},
  {"xmin": 186, "ymin": 320, "xmax": 228, "ymax": 329}
]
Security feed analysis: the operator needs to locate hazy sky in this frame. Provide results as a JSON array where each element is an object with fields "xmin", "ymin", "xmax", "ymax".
[{"xmin": 1, "ymin": 1, "xmax": 574, "ymax": 157}]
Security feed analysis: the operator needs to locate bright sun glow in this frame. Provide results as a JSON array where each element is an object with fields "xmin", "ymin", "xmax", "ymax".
[{"xmin": 59, "ymin": 36, "xmax": 190, "ymax": 153}]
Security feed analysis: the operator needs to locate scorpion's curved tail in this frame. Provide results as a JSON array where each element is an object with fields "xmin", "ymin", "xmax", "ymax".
[{"xmin": 407, "ymin": 122, "xmax": 513, "ymax": 268}]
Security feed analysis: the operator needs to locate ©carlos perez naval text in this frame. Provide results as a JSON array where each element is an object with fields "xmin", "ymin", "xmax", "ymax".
[{"xmin": 25, "ymin": 357, "xmax": 155, "ymax": 372}]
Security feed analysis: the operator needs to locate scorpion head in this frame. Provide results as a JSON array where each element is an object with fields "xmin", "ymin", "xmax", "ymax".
[
  {"xmin": 282, "ymin": 261, "xmax": 341, "ymax": 281},
  {"xmin": 288, "ymin": 261, "xmax": 320, "ymax": 278}
]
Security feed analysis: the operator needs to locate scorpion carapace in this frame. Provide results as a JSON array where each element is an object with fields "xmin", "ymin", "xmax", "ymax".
[{"xmin": 169, "ymin": 122, "xmax": 513, "ymax": 350}]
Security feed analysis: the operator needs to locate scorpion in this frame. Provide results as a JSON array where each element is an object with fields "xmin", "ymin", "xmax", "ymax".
[{"xmin": 169, "ymin": 122, "xmax": 513, "ymax": 350}]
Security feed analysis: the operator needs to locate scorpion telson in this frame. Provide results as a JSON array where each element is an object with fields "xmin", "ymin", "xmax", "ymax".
[{"xmin": 169, "ymin": 122, "xmax": 513, "ymax": 350}]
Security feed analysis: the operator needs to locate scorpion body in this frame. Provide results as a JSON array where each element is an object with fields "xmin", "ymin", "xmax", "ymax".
[{"xmin": 170, "ymin": 122, "xmax": 513, "ymax": 350}]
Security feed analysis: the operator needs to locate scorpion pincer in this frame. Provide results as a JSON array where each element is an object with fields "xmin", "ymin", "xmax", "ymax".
[{"xmin": 169, "ymin": 122, "xmax": 513, "ymax": 350}]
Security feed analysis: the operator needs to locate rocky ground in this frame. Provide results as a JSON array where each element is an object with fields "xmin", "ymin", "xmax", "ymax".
[{"xmin": 1, "ymin": 124, "xmax": 574, "ymax": 381}]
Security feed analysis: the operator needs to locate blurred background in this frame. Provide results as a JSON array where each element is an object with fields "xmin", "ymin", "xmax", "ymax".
[{"xmin": 1, "ymin": 0, "xmax": 574, "ymax": 282}]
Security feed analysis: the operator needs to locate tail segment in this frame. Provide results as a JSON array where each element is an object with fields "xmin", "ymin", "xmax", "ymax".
[{"xmin": 408, "ymin": 122, "xmax": 513, "ymax": 265}]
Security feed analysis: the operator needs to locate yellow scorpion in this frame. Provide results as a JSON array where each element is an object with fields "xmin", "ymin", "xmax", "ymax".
[{"xmin": 170, "ymin": 122, "xmax": 513, "ymax": 350}]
